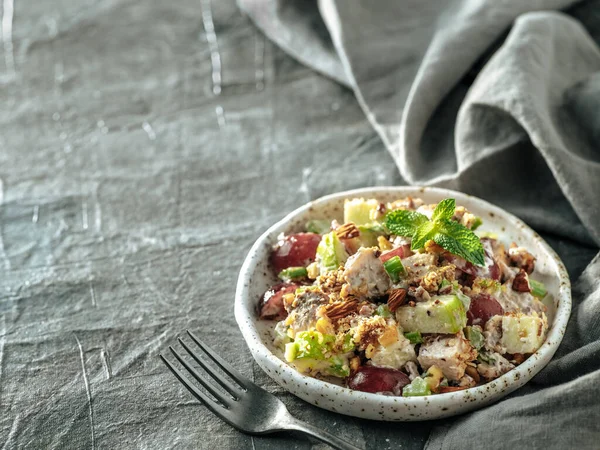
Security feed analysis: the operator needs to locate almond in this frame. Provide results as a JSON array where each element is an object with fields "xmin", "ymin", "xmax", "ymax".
[
  {"xmin": 387, "ymin": 288, "xmax": 407, "ymax": 312},
  {"xmin": 324, "ymin": 300, "xmax": 359, "ymax": 321}
]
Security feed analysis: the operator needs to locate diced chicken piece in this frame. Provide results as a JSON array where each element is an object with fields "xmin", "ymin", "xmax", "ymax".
[
  {"xmin": 477, "ymin": 352, "xmax": 515, "ymax": 380},
  {"xmin": 417, "ymin": 333, "xmax": 477, "ymax": 381},
  {"xmin": 508, "ymin": 244, "xmax": 536, "ymax": 274},
  {"xmin": 483, "ymin": 315, "xmax": 505, "ymax": 353},
  {"xmin": 370, "ymin": 334, "xmax": 417, "ymax": 370},
  {"xmin": 496, "ymin": 288, "xmax": 546, "ymax": 315},
  {"xmin": 343, "ymin": 247, "xmax": 391, "ymax": 299},
  {"xmin": 452, "ymin": 206, "xmax": 479, "ymax": 229},
  {"xmin": 285, "ymin": 289, "xmax": 328, "ymax": 334},
  {"xmin": 404, "ymin": 361, "xmax": 420, "ymax": 381}
]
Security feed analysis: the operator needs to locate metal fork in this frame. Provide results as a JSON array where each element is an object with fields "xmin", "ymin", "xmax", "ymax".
[{"xmin": 160, "ymin": 330, "xmax": 363, "ymax": 450}]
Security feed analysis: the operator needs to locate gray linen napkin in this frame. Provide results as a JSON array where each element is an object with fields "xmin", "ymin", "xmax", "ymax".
[{"xmin": 239, "ymin": 0, "xmax": 600, "ymax": 447}]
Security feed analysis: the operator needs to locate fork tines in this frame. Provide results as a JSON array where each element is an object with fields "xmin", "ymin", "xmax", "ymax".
[{"xmin": 160, "ymin": 331, "xmax": 248, "ymax": 411}]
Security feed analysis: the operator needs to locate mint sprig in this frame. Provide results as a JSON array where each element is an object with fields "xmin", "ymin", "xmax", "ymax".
[{"xmin": 384, "ymin": 198, "xmax": 485, "ymax": 266}]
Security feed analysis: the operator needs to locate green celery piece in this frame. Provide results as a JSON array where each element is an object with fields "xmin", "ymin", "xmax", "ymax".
[
  {"xmin": 306, "ymin": 219, "xmax": 331, "ymax": 235},
  {"xmin": 478, "ymin": 351, "xmax": 496, "ymax": 365},
  {"xmin": 294, "ymin": 330, "xmax": 335, "ymax": 360},
  {"xmin": 395, "ymin": 295, "xmax": 467, "ymax": 334},
  {"xmin": 439, "ymin": 279, "xmax": 452, "ymax": 290},
  {"xmin": 316, "ymin": 231, "xmax": 349, "ymax": 274},
  {"xmin": 404, "ymin": 331, "xmax": 423, "ymax": 344},
  {"xmin": 530, "ymin": 279, "xmax": 547, "ymax": 299},
  {"xmin": 431, "ymin": 198, "xmax": 456, "ymax": 222},
  {"xmin": 402, "ymin": 377, "xmax": 431, "ymax": 397},
  {"xmin": 383, "ymin": 256, "xmax": 406, "ymax": 283},
  {"xmin": 384, "ymin": 209, "xmax": 429, "ymax": 237},
  {"xmin": 341, "ymin": 333, "xmax": 355, "ymax": 353},
  {"xmin": 285, "ymin": 330, "xmax": 351, "ymax": 378},
  {"xmin": 374, "ymin": 304, "xmax": 392, "ymax": 318},
  {"xmin": 278, "ymin": 266, "xmax": 308, "ymax": 281},
  {"xmin": 464, "ymin": 326, "xmax": 484, "ymax": 350},
  {"xmin": 285, "ymin": 342, "xmax": 298, "ymax": 362}
]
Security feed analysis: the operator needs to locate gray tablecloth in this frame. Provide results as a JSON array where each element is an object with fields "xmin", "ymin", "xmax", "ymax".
[{"xmin": 1, "ymin": 0, "xmax": 599, "ymax": 449}]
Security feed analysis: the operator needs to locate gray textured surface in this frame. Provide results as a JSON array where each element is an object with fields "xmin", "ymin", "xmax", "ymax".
[{"xmin": 1, "ymin": 0, "xmax": 599, "ymax": 449}]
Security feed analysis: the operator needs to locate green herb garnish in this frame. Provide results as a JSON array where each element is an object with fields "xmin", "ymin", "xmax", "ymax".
[{"xmin": 385, "ymin": 198, "xmax": 485, "ymax": 266}]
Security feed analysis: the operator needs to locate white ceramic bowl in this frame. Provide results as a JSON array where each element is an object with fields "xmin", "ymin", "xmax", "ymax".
[{"xmin": 234, "ymin": 187, "xmax": 571, "ymax": 421}]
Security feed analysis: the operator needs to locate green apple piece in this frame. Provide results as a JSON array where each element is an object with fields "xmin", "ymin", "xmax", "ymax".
[
  {"xmin": 500, "ymin": 313, "xmax": 547, "ymax": 354},
  {"xmin": 343, "ymin": 198, "xmax": 381, "ymax": 226},
  {"xmin": 395, "ymin": 295, "xmax": 467, "ymax": 334}
]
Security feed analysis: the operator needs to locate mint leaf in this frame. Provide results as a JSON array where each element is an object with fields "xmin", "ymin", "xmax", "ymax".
[
  {"xmin": 385, "ymin": 210, "xmax": 429, "ymax": 237},
  {"xmin": 432, "ymin": 198, "xmax": 455, "ymax": 222},
  {"xmin": 411, "ymin": 221, "xmax": 437, "ymax": 250},
  {"xmin": 435, "ymin": 219, "xmax": 485, "ymax": 266}
]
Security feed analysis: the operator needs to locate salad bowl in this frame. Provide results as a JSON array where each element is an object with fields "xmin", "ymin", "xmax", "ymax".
[{"xmin": 234, "ymin": 186, "xmax": 571, "ymax": 421}]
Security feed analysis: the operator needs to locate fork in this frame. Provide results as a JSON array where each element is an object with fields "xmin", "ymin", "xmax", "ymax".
[{"xmin": 160, "ymin": 330, "xmax": 363, "ymax": 450}]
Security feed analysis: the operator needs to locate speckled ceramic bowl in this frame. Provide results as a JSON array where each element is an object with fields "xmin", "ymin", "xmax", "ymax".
[{"xmin": 234, "ymin": 187, "xmax": 571, "ymax": 421}]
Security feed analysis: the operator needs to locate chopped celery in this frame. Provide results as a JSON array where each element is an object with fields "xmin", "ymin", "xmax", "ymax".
[
  {"xmin": 285, "ymin": 330, "xmax": 350, "ymax": 378},
  {"xmin": 530, "ymin": 279, "xmax": 547, "ymax": 299},
  {"xmin": 383, "ymin": 256, "xmax": 406, "ymax": 283},
  {"xmin": 464, "ymin": 326, "xmax": 484, "ymax": 350},
  {"xmin": 471, "ymin": 216, "xmax": 483, "ymax": 230},
  {"xmin": 374, "ymin": 304, "xmax": 392, "ymax": 318},
  {"xmin": 439, "ymin": 279, "xmax": 452, "ymax": 290},
  {"xmin": 306, "ymin": 219, "xmax": 331, "ymax": 235},
  {"xmin": 402, "ymin": 377, "xmax": 431, "ymax": 397},
  {"xmin": 404, "ymin": 331, "xmax": 423, "ymax": 344},
  {"xmin": 316, "ymin": 231, "xmax": 349, "ymax": 274},
  {"xmin": 278, "ymin": 266, "xmax": 308, "ymax": 281},
  {"xmin": 478, "ymin": 351, "xmax": 496, "ymax": 364}
]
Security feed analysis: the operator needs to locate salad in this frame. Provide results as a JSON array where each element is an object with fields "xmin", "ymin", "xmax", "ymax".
[{"xmin": 258, "ymin": 197, "xmax": 549, "ymax": 396}]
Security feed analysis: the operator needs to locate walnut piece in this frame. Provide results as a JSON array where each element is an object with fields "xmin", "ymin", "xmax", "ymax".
[{"xmin": 335, "ymin": 222, "xmax": 360, "ymax": 240}]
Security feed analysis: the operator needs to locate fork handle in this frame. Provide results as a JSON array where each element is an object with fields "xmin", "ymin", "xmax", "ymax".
[{"xmin": 285, "ymin": 418, "xmax": 363, "ymax": 450}]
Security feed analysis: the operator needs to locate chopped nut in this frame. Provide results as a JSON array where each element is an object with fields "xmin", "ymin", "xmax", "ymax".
[
  {"xmin": 335, "ymin": 222, "xmax": 360, "ymax": 240},
  {"xmin": 349, "ymin": 356, "xmax": 360, "ymax": 373},
  {"xmin": 315, "ymin": 317, "xmax": 334, "ymax": 335},
  {"xmin": 387, "ymin": 288, "xmax": 407, "ymax": 312},
  {"xmin": 323, "ymin": 300, "xmax": 359, "ymax": 321},
  {"xmin": 509, "ymin": 243, "xmax": 536, "ymax": 274},
  {"xmin": 465, "ymin": 365, "xmax": 480, "ymax": 383},
  {"xmin": 306, "ymin": 262, "xmax": 319, "ymax": 279},
  {"xmin": 510, "ymin": 353, "xmax": 527, "ymax": 364},
  {"xmin": 424, "ymin": 240, "xmax": 445, "ymax": 255},
  {"xmin": 512, "ymin": 269, "xmax": 531, "ymax": 293}
]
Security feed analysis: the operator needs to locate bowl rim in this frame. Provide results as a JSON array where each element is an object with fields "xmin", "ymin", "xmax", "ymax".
[{"xmin": 234, "ymin": 186, "xmax": 572, "ymax": 411}]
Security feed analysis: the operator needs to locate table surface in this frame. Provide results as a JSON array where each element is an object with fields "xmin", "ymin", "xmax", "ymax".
[{"xmin": 1, "ymin": 1, "xmax": 597, "ymax": 449}]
